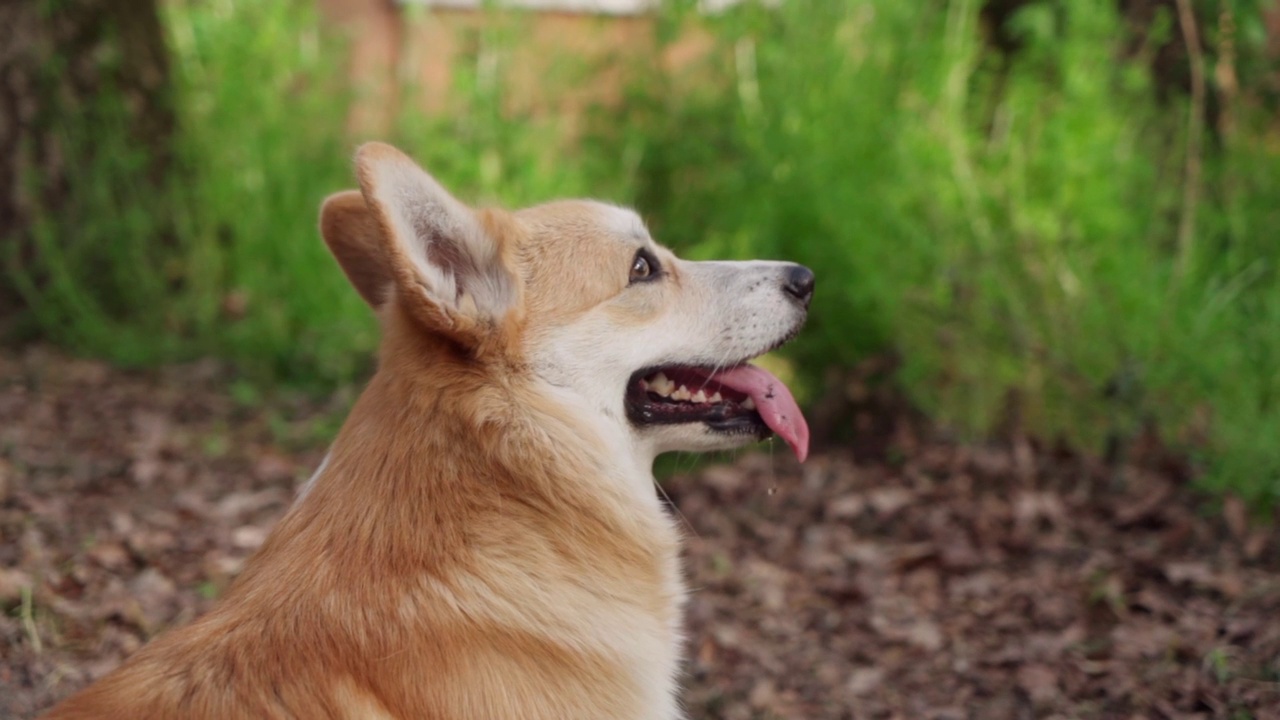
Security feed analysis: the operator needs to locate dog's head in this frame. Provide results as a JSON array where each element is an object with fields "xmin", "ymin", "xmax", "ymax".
[{"xmin": 321, "ymin": 143, "xmax": 813, "ymax": 463}]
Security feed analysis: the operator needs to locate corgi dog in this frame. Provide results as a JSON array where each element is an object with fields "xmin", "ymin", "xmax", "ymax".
[{"xmin": 42, "ymin": 143, "xmax": 813, "ymax": 720}]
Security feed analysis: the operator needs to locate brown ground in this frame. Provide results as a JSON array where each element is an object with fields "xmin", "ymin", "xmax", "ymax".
[{"xmin": 1, "ymin": 347, "xmax": 1278, "ymax": 719}]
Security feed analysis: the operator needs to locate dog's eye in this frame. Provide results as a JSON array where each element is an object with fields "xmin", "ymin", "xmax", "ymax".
[
  {"xmin": 630, "ymin": 249, "xmax": 660, "ymax": 283},
  {"xmin": 631, "ymin": 255, "xmax": 651, "ymax": 279}
]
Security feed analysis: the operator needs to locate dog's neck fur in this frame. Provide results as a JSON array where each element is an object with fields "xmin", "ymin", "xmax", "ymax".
[
  {"xmin": 47, "ymin": 303, "xmax": 687, "ymax": 720},
  {"xmin": 234, "ymin": 304, "xmax": 687, "ymax": 717},
  {"xmin": 295, "ymin": 305, "xmax": 667, "ymax": 557}
]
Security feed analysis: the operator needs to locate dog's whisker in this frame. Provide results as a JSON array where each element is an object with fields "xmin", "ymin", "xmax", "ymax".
[
  {"xmin": 695, "ymin": 348, "xmax": 737, "ymax": 394},
  {"xmin": 653, "ymin": 471, "xmax": 700, "ymax": 542}
]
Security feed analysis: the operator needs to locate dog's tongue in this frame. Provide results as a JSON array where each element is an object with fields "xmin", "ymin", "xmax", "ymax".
[{"xmin": 711, "ymin": 364, "xmax": 810, "ymax": 463}]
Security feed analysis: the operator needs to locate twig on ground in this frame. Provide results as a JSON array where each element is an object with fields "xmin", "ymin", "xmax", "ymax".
[{"xmin": 21, "ymin": 584, "xmax": 43, "ymax": 655}]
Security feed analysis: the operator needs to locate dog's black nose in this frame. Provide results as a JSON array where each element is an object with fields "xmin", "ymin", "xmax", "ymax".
[{"xmin": 782, "ymin": 265, "xmax": 815, "ymax": 308}]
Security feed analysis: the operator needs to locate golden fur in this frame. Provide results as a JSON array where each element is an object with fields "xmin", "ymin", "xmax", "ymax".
[{"xmin": 43, "ymin": 142, "xmax": 810, "ymax": 720}]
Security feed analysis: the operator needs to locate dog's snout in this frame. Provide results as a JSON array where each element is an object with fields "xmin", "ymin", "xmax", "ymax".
[{"xmin": 782, "ymin": 265, "xmax": 815, "ymax": 308}]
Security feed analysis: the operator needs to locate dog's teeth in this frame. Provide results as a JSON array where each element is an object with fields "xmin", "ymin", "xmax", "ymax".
[
  {"xmin": 710, "ymin": 392, "xmax": 723, "ymax": 403},
  {"xmin": 649, "ymin": 373, "xmax": 676, "ymax": 396},
  {"xmin": 741, "ymin": 397, "xmax": 756, "ymax": 411},
  {"xmin": 692, "ymin": 390, "xmax": 708, "ymax": 403},
  {"xmin": 646, "ymin": 373, "xmax": 674, "ymax": 396},
  {"xmin": 672, "ymin": 386, "xmax": 691, "ymax": 401},
  {"xmin": 640, "ymin": 379, "xmax": 650, "ymax": 390}
]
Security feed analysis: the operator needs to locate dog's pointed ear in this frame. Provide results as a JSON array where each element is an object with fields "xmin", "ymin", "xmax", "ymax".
[
  {"xmin": 352, "ymin": 142, "xmax": 520, "ymax": 344},
  {"xmin": 319, "ymin": 190, "xmax": 392, "ymax": 309}
]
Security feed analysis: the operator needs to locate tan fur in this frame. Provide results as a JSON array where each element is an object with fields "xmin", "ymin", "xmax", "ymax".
[
  {"xmin": 321, "ymin": 190, "xmax": 393, "ymax": 308},
  {"xmin": 42, "ymin": 142, "xmax": 809, "ymax": 720}
]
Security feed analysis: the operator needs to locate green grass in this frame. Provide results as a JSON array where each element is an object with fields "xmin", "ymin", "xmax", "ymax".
[{"xmin": 9, "ymin": 0, "xmax": 1280, "ymax": 507}]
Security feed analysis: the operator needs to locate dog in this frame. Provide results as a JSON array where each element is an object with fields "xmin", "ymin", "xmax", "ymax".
[{"xmin": 42, "ymin": 142, "xmax": 813, "ymax": 719}]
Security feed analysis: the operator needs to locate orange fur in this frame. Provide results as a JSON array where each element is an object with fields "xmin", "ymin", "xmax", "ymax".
[
  {"xmin": 42, "ymin": 146, "xmax": 684, "ymax": 720},
  {"xmin": 47, "ymin": 306, "xmax": 678, "ymax": 719}
]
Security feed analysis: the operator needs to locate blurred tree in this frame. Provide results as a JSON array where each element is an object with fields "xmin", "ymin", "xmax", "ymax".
[{"xmin": 0, "ymin": 0, "xmax": 172, "ymax": 335}]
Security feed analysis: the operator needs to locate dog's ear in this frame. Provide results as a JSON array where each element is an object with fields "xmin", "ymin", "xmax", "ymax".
[
  {"xmin": 319, "ymin": 190, "xmax": 392, "ymax": 309},
  {"xmin": 351, "ymin": 142, "xmax": 520, "ymax": 345}
]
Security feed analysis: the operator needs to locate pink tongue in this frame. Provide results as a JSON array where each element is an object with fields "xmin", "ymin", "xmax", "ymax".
[{"xmin": 710, "ymin": 364, "xmax": 810, "ymax": 463}]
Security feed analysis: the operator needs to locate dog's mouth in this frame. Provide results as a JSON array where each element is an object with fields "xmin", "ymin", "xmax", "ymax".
[{"xmin": 625, "ymin": 363, "xmax": 810, "ymax": 462}]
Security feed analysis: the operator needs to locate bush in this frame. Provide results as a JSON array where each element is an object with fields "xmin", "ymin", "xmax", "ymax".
[
  {"xmin": 608, "ymin": 0, "xmax": 1280, "ymax": 505},
  {"xmin": 11, "ymin": 0, "xmax": 607, "ymax": 382},
  {"xmin": 11, "ymin": 0, "xmax": 1280, "ymax": 505}
]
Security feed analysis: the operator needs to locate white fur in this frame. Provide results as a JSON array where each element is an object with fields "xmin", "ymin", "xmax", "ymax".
[
  {"xmin": 516, "ymin": 210, "xmax": 806, "ymax": 720},
  {"xmin": 595, "ymin": 203, "xmax": 650, "ymax": 241},
  {"xmin": 530, "ymin": 255, "xmax": 807, "ymax": 459},
  {"xmin": 366, "ymin": 158, "xmax": 517, "ymax": 320},
  {"xmin": 294, "ymin": 451, "xmax": 330, "ymax": 502}
]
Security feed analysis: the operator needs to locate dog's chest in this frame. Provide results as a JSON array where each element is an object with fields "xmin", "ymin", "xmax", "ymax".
[{"xmin": 599, "ymin": 527, "xmax": 685, "ymax": 720}]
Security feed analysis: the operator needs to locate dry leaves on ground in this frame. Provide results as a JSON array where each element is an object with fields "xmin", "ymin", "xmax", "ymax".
[{"xmin": 2, "ymin": 347, "xmax": 1279, "ymax": 719}]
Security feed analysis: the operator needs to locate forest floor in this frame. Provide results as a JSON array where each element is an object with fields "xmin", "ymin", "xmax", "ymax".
[{"xmin": 2, "ymin": 347, "xmax": 1278, "ymax": 719}]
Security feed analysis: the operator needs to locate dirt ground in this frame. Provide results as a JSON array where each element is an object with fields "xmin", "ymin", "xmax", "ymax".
[{"xmin": 2, "ymin": 347, "xmax": 1278, "ymax": 719}]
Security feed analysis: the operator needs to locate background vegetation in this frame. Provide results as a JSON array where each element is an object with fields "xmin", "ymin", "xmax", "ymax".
[{"xmin": 7, "ymin": 0, "xmax": 1280, "ymax": 506}]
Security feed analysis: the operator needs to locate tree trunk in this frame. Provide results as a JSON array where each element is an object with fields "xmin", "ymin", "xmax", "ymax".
[{"xmin": 0, "ymin": 0, "xmax": 172, "ymax": 335}]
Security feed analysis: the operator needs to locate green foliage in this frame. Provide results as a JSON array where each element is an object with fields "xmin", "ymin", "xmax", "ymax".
[
  {"xmin": 164, "ymin": 0, "xmax": 373, "ymax": 381},
  {"xmin": 10, "ymin": 0, "xmax": 604, "ymax": 383},
  {"xmin": 10, "ymin": 1, "xmax": 366, "ymax": 378},
  {"xmin": 611, "ymin": 0, "xmax": 1280, "ymax": 505},
  {"xmin": 11, "ymin": 0, "xmax": 1280, "ymax": 505}
]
